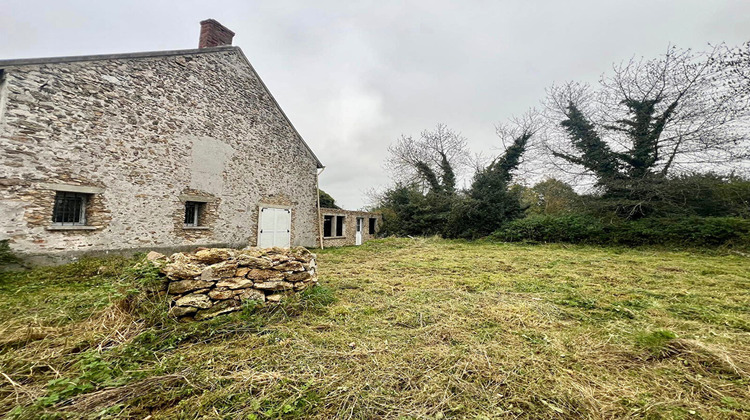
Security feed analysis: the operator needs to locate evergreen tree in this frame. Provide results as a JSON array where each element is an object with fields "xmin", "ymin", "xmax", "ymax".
[
  {"xmin": 318, "ymin": 189, "xmax": 340, "ymax": 209},
  {"xmin": 446, "ymin": 131, "xmax": 532, "ymax": 238},
  {"xmin": 545, "ymin": 46, "xmax": 749, "ymax": 217}
]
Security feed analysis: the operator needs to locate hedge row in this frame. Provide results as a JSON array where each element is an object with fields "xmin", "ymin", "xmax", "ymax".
[{"xmin": 490, "ymin": 215, "xmax": 750, "ymax": 247}]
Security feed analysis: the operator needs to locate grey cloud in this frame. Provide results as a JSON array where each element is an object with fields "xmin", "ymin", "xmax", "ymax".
[{"xmin": 2, "ymin": 0, "xmax": 749, "ymax": 208}]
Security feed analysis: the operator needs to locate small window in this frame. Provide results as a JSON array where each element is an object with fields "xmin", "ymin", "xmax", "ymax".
[
  {"xmin": 335, "ymin": 215, "xmax": 345, "ymax": 236},
  {"xmin": 369, "ymin": 218, "xmax": 376, "ymax": 235},
  {"xmin": 184, "ymin": 201, "xmax": 204, "ymax": 227},
  {"xmin": 323, "ymin": 215, "xmax": 333, "ymax": 237},
  {"xmin": 323, "ymin": 215, "xmax": 345, "ymax": 237},
  {"xmin": 52, "ymin": 192, "xmax": 87, "ymax": 225}
]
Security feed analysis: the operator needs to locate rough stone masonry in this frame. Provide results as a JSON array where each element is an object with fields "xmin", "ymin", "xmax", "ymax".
[
  {"xmin": 157, "ymin": 246, "xmax": 318, "ymax": 321},
  {"xmin": 0, "ymin": 20, "xmax": 323, "ymax": 264}
]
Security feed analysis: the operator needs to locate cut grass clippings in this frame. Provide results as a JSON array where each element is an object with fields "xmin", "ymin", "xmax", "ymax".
[{"xmin": 0, "ymin": 238, "xmax": 748, "ymax": 418}]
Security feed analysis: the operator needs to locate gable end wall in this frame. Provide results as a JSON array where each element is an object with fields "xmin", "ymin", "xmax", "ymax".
[{"xmin": 0, "ymin": 49, "xmax": 320, "ymax": 262}]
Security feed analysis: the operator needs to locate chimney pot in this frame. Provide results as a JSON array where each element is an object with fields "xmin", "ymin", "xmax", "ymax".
[{"xmin": 199, "ymin": 19, "xmax": 235, "ymax": 48}]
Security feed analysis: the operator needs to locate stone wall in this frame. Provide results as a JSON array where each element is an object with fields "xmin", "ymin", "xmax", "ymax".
[
  {"xmin": 320, "ymin": 208, "xmax": 382, "ymax": 247},
  {"xmin": 158, "ymin": 246, "xmax": 318, "ymax": 320},
  {"xmin": 0, "ymin": 46, "xmax": 321, "ymax": 262}
]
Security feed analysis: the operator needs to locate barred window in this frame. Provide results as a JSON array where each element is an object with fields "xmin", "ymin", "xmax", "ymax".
[
  {"xmin": 52, "ymin": 192, "xmax": 87, "ymax": 225},
  {"xmin": 184, "ymin": 201, "xmax": 203, "ymax": 227}
]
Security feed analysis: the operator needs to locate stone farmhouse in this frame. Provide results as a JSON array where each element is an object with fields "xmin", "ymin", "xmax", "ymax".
[{"xmin": 0, "ymin": 19, "xmax": 380, "ymax": 263}]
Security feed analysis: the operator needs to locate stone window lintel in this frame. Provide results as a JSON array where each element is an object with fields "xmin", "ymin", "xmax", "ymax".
[
  {"xmin": 178, "ymin": 194, "xmax": 215, "ymax": 203},
  {"xmin": 40, "ymin": 183, "xmax": 104, "ymax": 194}
]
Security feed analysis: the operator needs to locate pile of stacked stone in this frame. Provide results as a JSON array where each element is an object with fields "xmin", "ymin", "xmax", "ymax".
[{"xmin": 157, "ymin": 246, "xmax": 317, "ymax": 320}]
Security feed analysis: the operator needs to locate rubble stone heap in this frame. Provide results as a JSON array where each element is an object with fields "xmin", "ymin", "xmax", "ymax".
[{"xmin": 158, "ymin": 246, "xmax": 318, "ymax": 320}]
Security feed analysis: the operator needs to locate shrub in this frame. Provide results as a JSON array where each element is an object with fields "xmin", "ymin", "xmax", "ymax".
[
  {"xmin": 446, "ymin": 185, "xmax": 524, "ymax": 239},
  {"xmin": 520, "ymin": 178, "xmax": 582, "ymax": 216},
  {"xmin": 491, "ymin": 214, "xmax": 604, "ymax": 243},
  {"xmin": 374, "ymin": 184, "xmax": 453, "ymax": 237},
  {"xmin": 491, "ymin": 215, "xmax": 750, "ymax": 248},
  {"xmin": 607, "ymin": 217, "xmax": 750, "ymax": 247},
  {"xmin": 573, "ymin": 173, "xmax": 750, "ymax": 220},
  {"xmin": 656, "ymin": 173, "xmax": 750, "ymax": 218}
]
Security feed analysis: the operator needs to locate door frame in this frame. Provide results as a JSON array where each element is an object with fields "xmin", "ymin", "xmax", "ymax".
[
  {"xmin": 256, "ymin": 204, "xmax": 292, "ymax": 248},
  {"xmin": 355, "ymin": 217, "xmax": 364, "ymax": 246}
]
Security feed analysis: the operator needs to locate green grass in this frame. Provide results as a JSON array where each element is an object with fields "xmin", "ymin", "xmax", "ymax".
[
  {"xmin": 0, "ymin": 238, "xmax": 748, "ymax": 418},
  {"xmin": 0, "ymin": 256, "xmax": 135, "ymax": 325}
]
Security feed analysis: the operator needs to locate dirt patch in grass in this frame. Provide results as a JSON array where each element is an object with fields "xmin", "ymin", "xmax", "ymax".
[{"xmin": 0, "ymin": 238, "xmax": 748, "ymax": 418}]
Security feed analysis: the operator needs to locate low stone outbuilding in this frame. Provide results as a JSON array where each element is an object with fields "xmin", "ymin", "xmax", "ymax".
[
  {"xmin": 320, "ymin": 208, "xmax": 382, "ymax": 247},
  {"xmin": 0, "ymin": 20, "xmax": 326, "ymax": 263}
]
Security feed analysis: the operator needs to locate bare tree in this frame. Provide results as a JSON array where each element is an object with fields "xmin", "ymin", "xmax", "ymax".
[
  {"xmin": 715, "ymin": 40, "xmax": 750, "ymax": 97},
  {"xmin": 385, "ymin": 123, "xmax": 471, "ymax": 194},
  {"xmin": 542, "ymin": 45, "xmax": 750, "ymax": 196}
]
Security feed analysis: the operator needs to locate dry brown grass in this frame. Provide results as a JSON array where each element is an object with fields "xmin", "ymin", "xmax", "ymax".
[
  {"xmin": 1, "ymin": 238, "xmax": 748, "ymax": 418},
  {"xmin": 59, "ymin": 373, "xmax": 188, "ymax": 414},
  {"xmin": 0, "ymin": 295, "xmax": 147, "ymax": 411}
]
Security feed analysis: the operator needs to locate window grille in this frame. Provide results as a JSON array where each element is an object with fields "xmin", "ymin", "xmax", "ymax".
[
  {"xmin": 184, "ymin": 201, "xmax": 201, "ymax": 226},
  {"xmin": 52, "ymin": 192, "xmax": 87, "ymax": 225}
]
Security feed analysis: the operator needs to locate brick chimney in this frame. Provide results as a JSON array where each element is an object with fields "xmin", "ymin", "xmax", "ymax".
[{"xmin": 198, "ymin": 19, "xmax": 235, "ymax": 48}]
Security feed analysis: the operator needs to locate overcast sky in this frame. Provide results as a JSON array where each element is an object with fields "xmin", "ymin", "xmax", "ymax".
[{"xmin": 2, "ymin": 1, "xmax": 750, "ymax": 209}]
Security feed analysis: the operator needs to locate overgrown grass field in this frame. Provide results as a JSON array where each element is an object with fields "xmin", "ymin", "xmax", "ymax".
[{"xmin": 1, "ymin": 238, "xmax": 748, "ymax": 418}]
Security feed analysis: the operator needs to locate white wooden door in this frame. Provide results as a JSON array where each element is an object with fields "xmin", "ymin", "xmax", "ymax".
[
  {"xmin": 259, "ymin": 207, "xmax": 291, "ymax": 248},
  {"xmin": 355, "ymin": 217, "xmax": 363, "ymax": 245}
]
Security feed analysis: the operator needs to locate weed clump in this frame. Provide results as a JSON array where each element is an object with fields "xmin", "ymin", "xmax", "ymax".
[
  {"xmin": 635, "ymin": 329, "xmax": 678, "ymax": 357},
  {"xmin": 0, "ymin": 240, "xmax": 21, "ymax": 268}
]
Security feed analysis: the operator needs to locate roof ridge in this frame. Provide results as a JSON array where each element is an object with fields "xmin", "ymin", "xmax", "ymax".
[{"xmin": 0, "ymin": 46, "xmax": 238, "ymax": 67}]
